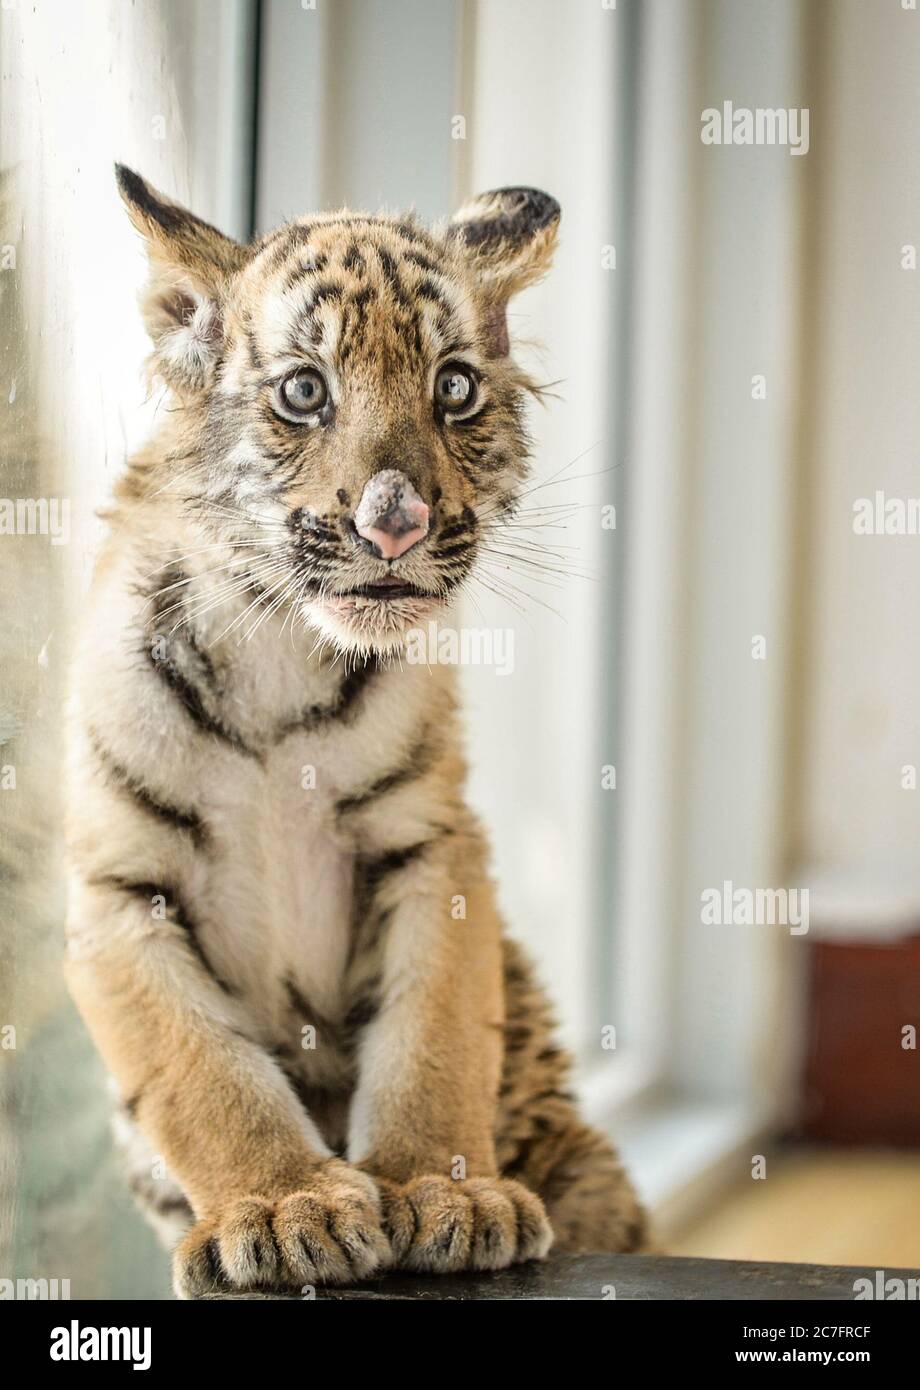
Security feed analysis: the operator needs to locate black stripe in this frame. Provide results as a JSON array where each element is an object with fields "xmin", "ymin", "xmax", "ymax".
[
  {"xmin": 335, "ymin": 735, "xmax": 436, "ymax": 815},
  {"xmin": 148, "ymin": 645, "xmax": 259, "ymax": 760},
  {"xmin": 393, "ymin": 219, "xmax": 437, "ymax": 249},
  {"xmin": 285, "ymin": 977, "xmax": 315, "ymax": 1020},
  {"xmin": 358, "ymin": 840, "xmax": 435, "ymax": 890},
  {"xmin": 89, "ymin": 729, "xmax": 208, "ymax": 847},
  {"xmin": 403, "ymin": 249, "xmax": 440, "ymax": 274},
  {"xmin": 342, "ymin": 241, "xmax": 365, "ymax": 273},
  {"xmin": 284, "ymin": 977, "xmax": 378, "ymax": 1054},
  {"xmin": 274, "ymin": 655, "xmax": 380, "ymax": 740},
  {"xmin": 183, "ymin": 626, "xmax": 220, "ymax": 690},
  {"xmin": 438, "ymin": 519, "xmax": 476, "ymax": 543},
  {"xmin": 152, "ymin": 1194, "xmax": 193, "ymax": 1217},
  {"xmin": 436, "ymin": 540, "xmax": 474, "ymax": 559},
  {"xmin": 307, "ymin": 281, "xmax": 344, "ymax": 308},
  {"xmin": 415, "ymin": 277, "xmax": 448, "ymax": 307},
  {"xmin": 127, "ymin": 1179, "xmax": 192, "ymax": 1218},
  {"xmin": 351, "ymin": 286, "xmax": 376, "ymax": 314},
  {"xmin": 347, "ymin": 835, "xmax": 448, "ymax": 968},
  {"xmin": 123, "ymin": 1090, "xmax": 143, "ymax": 1119},
  {"xmin": 282, "ymin": 223, "xmax": 317, "ymax": 250},
  {"xmin": 344, "ymin": 991, "xmax": 380, "ymax": 1031},
  {"xmin": 281, "ymin": 252, "xmax": 329, "ymax": 293},
  {"xmin": 294, "ymin": 281, "xmax": 346, "ymax": 349},
  {"xmin": 336, "ymin": 287, "xmax": 378, "ymax": 364},
  {"xmin": 89, "ymin": 874, "xmax": 234, "ymax": 994},
  {"xmin": 145, "ymin": 570, "xmax": 259, "ymax": 759},
  {"xmin": 376, "ymin": 247, "xmax": 411, "ymax": 307}
]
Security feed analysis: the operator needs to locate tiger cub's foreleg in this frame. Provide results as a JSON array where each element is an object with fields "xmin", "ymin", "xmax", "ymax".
[
  {"xmin": 345, "ymin": 820, "xmax": 553, "ymax": 1273},
  {"xmin": 65, "ymin": 877, "xmax": 391, "ymax": 1298}
]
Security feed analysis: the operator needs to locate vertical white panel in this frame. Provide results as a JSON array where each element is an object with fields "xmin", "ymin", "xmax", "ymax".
[
  {"xmin": 656, "ymin": 0, "xmax": 805, "ymax": 1099},
  {"xmin": 164, "ymin": 0, "xmax": 259, "ymax": 238},
  {"xmin": 460, "ymin": 0, "xmax": 623, "ymax": 1059},
  {"xmin": 609, "ymin": 0, "xmax": 809, "ymax": 1113},
  {"xmin": 797, "ymin": 1, "xmax": 920, "ymax": 901},
  {"xmin": 256, "ymin": 0, "xmax": 459, "ymax": 228},
  {"xmin": 255, "ymin": 0, "xmax": 332, "ymax": 227},
  {"xmin": 614, "ymin": 0, "xmax": 704, "ymax": 1086}
]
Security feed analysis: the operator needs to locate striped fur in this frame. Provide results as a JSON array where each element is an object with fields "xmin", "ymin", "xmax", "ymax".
[{"xmin": 65, "ymin": 171, "xmax": 646, "ymax": 1296}]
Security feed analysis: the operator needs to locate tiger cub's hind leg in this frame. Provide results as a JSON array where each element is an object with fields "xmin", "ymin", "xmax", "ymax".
[
  {"xmin": 110, "ymin": 1096, "xmax": 194, "ymax": 1250},
  {"xmin": 496, "ymin": 938, "xmax": 649, "ymax": 1254},
  {"xmin": 507, "ymin": 1114, "xmax": 648, "ymax": 1253}
]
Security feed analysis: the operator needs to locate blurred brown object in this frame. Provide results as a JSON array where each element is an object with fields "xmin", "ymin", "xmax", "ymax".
[{"xmin": 799, "ymin": 937, "xmax": 920, "ymax": 1145}]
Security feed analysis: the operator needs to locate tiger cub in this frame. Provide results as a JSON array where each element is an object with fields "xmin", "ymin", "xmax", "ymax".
[{"xmin": 65, "ymin": 167, "xmax": 646, "ymax": 1297}]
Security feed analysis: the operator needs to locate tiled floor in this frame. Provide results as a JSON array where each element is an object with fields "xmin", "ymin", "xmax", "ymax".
[{"xmin": 669, "ymin": 1147, "xmax": 920, "ymax": 1268}]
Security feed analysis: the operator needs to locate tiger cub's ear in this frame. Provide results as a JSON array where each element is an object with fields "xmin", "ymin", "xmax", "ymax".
[
  {"xmin": 115, "ymin": 164, "xmax": 248, "ymax": 394},
  {"xmin": 447, "ymin": 187, "xmax": 560, "ymax": 357}
]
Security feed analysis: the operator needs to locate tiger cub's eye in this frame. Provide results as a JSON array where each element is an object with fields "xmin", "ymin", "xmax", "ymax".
[
  {"xmin": 279, "ymin": 367, "xmax": 328, "ymax": 416},
  {"xmin": 434, "ymin": 364, "xmax": 476, "ymax": 413}
]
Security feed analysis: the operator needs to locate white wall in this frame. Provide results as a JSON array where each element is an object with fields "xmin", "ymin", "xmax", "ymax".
[
  {"xmin": 256, "ymin": 0, "xmax": 458, "ymax": 229},
  {"xmin": 796, "ymin": 0, "xmax": 920, "ymax": 911}
]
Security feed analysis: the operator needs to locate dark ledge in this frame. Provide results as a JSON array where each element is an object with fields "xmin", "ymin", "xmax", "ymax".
[{"xmin": 198, "ymin": 1252, "xmax": 920, "ymax": 1301}]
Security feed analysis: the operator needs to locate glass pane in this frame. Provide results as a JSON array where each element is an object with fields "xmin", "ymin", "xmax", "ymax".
[{"xmin": 0, "ymin": 0, "xmax": 253, "ymax": 1300}]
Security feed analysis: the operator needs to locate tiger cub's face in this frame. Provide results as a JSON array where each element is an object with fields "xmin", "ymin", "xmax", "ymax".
[{"xmin": 117, "ymin": 169, "xmax": 559, "ymax": 655}]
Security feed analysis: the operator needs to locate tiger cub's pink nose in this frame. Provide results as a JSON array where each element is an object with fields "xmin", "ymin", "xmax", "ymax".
[
  {"xmin": 354, "ymin": 469, "xmax": 429, "ymax": 560},
  {"xmin": 357, "ymin": 522, "xmax": 428, "ymax": 560}
]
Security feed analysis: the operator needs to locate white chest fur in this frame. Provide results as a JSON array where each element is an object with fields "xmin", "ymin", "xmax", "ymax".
[{"xmin": 194, "ymin": 735, "xmax": 357, "ymax": 1024}]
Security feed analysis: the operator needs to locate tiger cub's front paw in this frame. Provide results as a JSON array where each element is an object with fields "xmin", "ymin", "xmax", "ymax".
[
  {"xmin": 173, "ymin": 1162, "xmax": 391, "ymax": 1298},
  {"xmin": 378, "ymin": 1174, "xmax": 553, "ymax": 1274}
]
